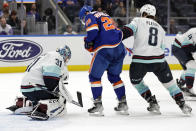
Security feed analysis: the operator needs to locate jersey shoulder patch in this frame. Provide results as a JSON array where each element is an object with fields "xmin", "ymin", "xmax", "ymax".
[{"xmin": 85, "ymin": 14, "xmax": 98, "ymax": 31}]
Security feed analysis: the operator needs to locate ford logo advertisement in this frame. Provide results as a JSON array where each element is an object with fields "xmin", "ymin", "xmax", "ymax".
[{"xmin": 0, "ymin": 39, "xmax": 43, "ymax": 62}]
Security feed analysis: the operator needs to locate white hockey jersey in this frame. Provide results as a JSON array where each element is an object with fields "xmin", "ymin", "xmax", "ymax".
[
  {"xmin": 173, "ymin": 28, "xmax": 196, "ymax": 48},
  {"xmin": 21, "ymin": 51, "xmax": 68, "ymax": 92},
  {"xmin": 125, "ymin": 17, "xmax": 166, "ymax": 63}
]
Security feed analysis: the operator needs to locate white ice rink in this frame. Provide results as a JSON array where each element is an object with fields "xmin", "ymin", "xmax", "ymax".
[{"xmin": 0, "ymin": 71, "xmax": 196, "ymax": 131}]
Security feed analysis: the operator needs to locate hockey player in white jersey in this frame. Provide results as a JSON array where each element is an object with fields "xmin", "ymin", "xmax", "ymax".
[
  {"xmin": 122, "ymin": 4, "xmax": 192, "ymax": 114},
  {"xmin": 172, "ymin": 28, "xmax": 196, "ymax": 99},
  {"xmin": 7, "ymin": 45, "xmax": 72, "ymax": 120}
]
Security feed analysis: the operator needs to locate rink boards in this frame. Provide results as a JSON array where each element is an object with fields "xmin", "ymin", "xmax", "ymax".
[{"xmin": 0, "ymin": 35, "xmax": 183, "ymax": 73}]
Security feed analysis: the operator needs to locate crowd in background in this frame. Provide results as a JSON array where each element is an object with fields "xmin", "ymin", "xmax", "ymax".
[
  {"xmin": 0, "ymin": 1, "xmax": 56, "ymax": 35},
  {"xmin": 60, "ymin": 0, "xmax": 196, "ymax": 34},
  {"xmin": 1, "ymin": 0, "xmax": 196, "ymax": 35}
]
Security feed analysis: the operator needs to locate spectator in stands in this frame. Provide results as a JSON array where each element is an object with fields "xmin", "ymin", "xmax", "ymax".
[
  {"xmin": 42, "ymin": 8, "xmax": 56, "ymax": 34},
  {"xmin": 0, "ymin": 16, "xmax": 13, "ymax": 35},
  {"xmin": 104, "ymin": 1, "xmax": 113, "ymax": 16},
  {"xmin": 21, "ymin": 20, "xmax": 28, "ymax": 35},
  {"xmin": 7, "ymin": 10, "xmax": 20, "ymax": 29},
  {"xmin": 61, "ymin": 0, "xmax": 79, "ymax": 23},
  {"xmin": 170, "ymin": 19, "xmax": 178, "ymax": 34},
  {"xmin": 9, "ymin": 0, "xmax": 17, "ymax": 12},
  {"xmin": 7, "ymin": 10, "xmax": 28, "ymax": 35},
  {"xmin": 27, "ymin": 3, "xmax": 41, "ymax": 21},
  {"xmin": 113, "ymin": 1, "xmax": 126, "ymax": 17},
  {"xmin": 110, "ymin": 0, "xmax": 120, "ymax": 16},
  {"xmin": 3, "ymin": 2, "xmax": 9, "ymax": 12},
  {"xmin": 133, "ymin": 0, "xmax": 151, "ymax": 11},
  {"xmin": 61, "ymin": 0, "xmax": 78, "ymax": 6},
  {"xmin": 2, "ymin": 3, "xmax": 10, "ymax": 21},
  {"xmin": 64, "ymin": 25, "xmax": 77, "ymax": 35},
  {"xmin": 93, "ymin": 0, "xmax": 104, "ymax": 11}
]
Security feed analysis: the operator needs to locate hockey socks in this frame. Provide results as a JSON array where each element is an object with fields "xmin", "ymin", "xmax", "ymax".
[
  {"xmin": 113, "ymin": 80, "xmax": 126, "ymax": 100},
  {"xmin": 134, "ymin": 81, "xmax": 152, "ymax": 101},
  {"xmin": 91, "ymin": 81, "xmax": 103, "ymax": 100}
]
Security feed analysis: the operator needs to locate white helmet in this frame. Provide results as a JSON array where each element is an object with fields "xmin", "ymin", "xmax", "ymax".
[{"xmin": 140, "ymin": 4, "xmax": 156, "ymax": 17}]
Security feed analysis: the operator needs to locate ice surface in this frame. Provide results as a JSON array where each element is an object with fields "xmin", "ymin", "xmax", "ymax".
[{"xmin": 0, "ymin": 71, "xmax": 196, "ymax": 131}]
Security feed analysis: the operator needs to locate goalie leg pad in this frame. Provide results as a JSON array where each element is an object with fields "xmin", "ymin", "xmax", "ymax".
[
  {"xmin": 30, "ymin": 97, "xmax": 66, "ymax": 120},
  {"xmin": 7, "ymin": 96, "xmax": 33, "ymax": 115}
]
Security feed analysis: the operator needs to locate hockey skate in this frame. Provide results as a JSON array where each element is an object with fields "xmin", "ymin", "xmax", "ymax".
[
  {"xmin": 114, "ymin": 96, "xmax": 129, "ymax": 115},
  {"xmin": 88, "ymin": 97, "xmax": 104, "ymax": 116},
  {"xmin": 147, "ymin": 95, "xmax": 161, "ymax": 114},
  {"xmin": 176, "ymin": 99, "xmax": 192, "ymax": 115},
  {"xmin": 182, "ymin": 88, "xmax": 196, "ymax": 101}
]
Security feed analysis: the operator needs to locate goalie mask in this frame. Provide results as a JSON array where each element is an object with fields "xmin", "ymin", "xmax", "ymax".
[
  {"xmin": 57, "ymin": 45, "xmax": 71, "ymax": 63},
  {"xmin": 140, "ymin": 4, "xmax": 156, "ymax": 17},
  {"xmin": 79, "ymin": 5, "xmax": 93, "ymax": 25}
]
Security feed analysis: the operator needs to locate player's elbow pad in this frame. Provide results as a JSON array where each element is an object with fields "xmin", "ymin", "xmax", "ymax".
[
  {"xmin": 43, "ymin": 76, "xmax": 60, "ymax": 91},
  {"xmin": 122, "ymin": 26, "xmax": 133, "ymax": 40}
]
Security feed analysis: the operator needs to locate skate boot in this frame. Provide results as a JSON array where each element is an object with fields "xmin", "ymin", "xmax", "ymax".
[
  {"xmin": 114, "ymin": 96, "xmax": 129, "ymax": 115},
  {"xmin": 176, "ymin": 78, "xmax": 186, "ymax": 89},
  {"xmin": 182, "ymin": 88, "xmax": 196, "ymax": 97},
  {"xmin": 88, "ymin": 97, "xmax": 104, "ymax": 116},
  {"xmin": 176, "ymin": 99, "xmax": 192, "ymax": 115},
  {"xmin": 147, "ymin": 95, "xmax": 161, "ymax": 114}
]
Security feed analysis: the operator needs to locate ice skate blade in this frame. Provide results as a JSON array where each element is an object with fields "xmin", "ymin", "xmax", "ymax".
[
  {"xmin": 148, "ymin": 110, "xmax": 161, "ymax": 115},
  {"xmin": 115, "ymin": 110, "xmax": 129, "ymax": 115},
  {"xmin": 89, "ymin": 112, "xmax": 104, "ymax": 117},
  {"xmin": 182, "ymin": 112, "xmax": 192, "ymax": 116},
  {"xmin": 184, "ymin": 96, "xmax": 196, "ymax": 101}
]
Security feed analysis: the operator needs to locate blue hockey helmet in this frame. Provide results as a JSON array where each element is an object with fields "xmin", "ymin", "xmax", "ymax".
[
  {"xmin": 79, "ymin": 5, "xmax": 93, "ymax": 24},
  {"xmin": 56, "ymin": 45, "xmax": 71, "ymax": 63}
]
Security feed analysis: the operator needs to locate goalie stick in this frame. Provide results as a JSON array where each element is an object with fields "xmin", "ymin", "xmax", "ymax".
[{"xmin": 31, "ymin": 82, "xmax": 83, "ymax": 107}]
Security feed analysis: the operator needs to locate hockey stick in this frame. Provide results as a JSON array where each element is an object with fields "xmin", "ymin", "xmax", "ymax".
[
  {"xmin": 125, "ymin": 47, "xmax": 133, "ymax": 54},
  {"xmin": 59, "ymin": 80, "xmax": 83, "ymax": 107},
  {"xmin": 31, "ymin": 83, "xmax": 83, "ymax": 107}
]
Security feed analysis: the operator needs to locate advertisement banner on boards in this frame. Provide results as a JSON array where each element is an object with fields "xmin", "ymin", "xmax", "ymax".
[{"xmin": 0, "ymin": 35, "xmax": 178, "ymax": 68}]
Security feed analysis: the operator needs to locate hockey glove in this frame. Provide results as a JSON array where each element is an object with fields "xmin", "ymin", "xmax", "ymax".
[{"xmin": 84, "ymin": 37, "xmax": 94, "ymax": 52}]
